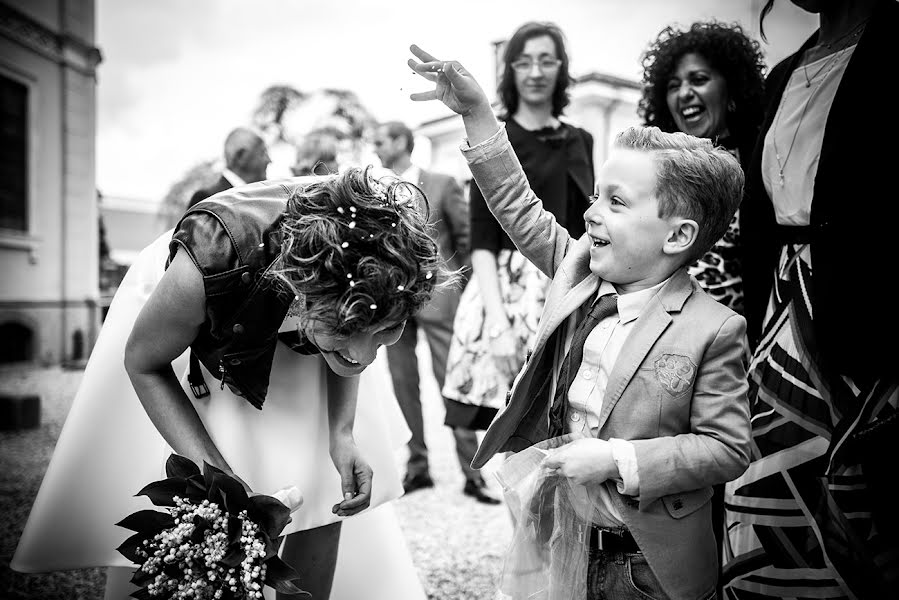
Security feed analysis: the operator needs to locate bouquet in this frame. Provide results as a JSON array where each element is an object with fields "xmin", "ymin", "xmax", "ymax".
[{"xmin": 116, "ymin": 454, "xmax": 309, "ymax": 599}]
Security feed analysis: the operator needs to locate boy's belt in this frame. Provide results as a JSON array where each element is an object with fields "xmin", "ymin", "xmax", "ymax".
[{"xmin": 589, "ymin": 526, "xmax": 640, "ymax": 553}]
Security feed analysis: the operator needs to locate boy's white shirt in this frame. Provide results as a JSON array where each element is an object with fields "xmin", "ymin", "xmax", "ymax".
[{"xmin": 565, "ymin": 278, "xmax": 669, "ymax": 524}]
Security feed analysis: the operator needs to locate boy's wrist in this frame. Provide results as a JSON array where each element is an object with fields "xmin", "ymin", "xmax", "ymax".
[{"xmin": 462, "ymin": 103, "xmax": 500, "ymax": 147}]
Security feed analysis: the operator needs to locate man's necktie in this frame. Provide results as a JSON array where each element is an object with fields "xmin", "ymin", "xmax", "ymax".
[{"xmin": 548, "ymin": 293, "xmax": 618, "ymax": 432}]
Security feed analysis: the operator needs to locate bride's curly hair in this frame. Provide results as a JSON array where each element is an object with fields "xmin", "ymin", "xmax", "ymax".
[{"xmin": 273, "ymin": 166, "xmax": 456, "ymax": 336}]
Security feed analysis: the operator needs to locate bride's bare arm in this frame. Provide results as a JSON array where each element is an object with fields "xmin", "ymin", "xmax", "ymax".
[{"xmin": 124, "ymin": 248, "xmax": 234, "ymax": 476}]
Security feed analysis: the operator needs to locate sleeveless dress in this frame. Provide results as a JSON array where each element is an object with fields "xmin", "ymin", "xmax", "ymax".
[{"xmin": 11, "ymin": 229, "xmax": 425, "ymax": 600}]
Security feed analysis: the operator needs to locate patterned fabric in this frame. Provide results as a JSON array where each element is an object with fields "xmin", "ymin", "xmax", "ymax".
[
  {"xmin": 722, "ymin": 244, "xmax": 899, "ymax": 599},
  {"xmin": 689, "ymin": 208, "xmax": 742, "ymax": 314},
  {"xmin": 442, "ymin": 249, "xmax": 550, "ymax": 410}
]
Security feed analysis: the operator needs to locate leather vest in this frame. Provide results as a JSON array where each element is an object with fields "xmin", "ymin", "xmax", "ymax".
[{"xmin": 169, "ymin": 181, "xmax": 301, "ymax": 409}]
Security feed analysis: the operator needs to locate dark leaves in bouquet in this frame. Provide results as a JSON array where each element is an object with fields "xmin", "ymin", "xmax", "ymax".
[
  {"xmin": 202, "ymin": 460, "xmax": 228, "ymax": 491},
  {"xmin": 136, "ymin": 477, "xmax": 184, "ymax": 507},
  {"xmin": 165, "ymin": 453, "xmax": 201, "ymax": 479},
  {"xmin": 129, "ymin": 587, "xmax": 154, "ymax": 600},
  {"xmin": 248, "ymin": 493, "xmax": 292, "ymax": 540},
  {"xmin": 264, "ymin": 555, "xmax": 309, "ymax": 597},
  {"xmin": 190, "ymin": 514, "xmax": 211, "ymax": 543},
  {"xmin": 116, "ymin": 509, "xmax": 175, "ymax": 534},
  {"xmin": 185, "ymin": 474, "xmax": 207, "ymax": 503},
  {"xmin": 214, "ymin": 472, "xmax": 250, "ymax": 515},
  {"xmin": 116, "ymin": 532, "xmax": 148, "ymax": 564},
  {"xmin": 130, "ymin": 566, "xmax": 155, "ymax": 587},
  {"xmin": 221, "ymin": 544, "xmax": 247, "ymax": 568}
]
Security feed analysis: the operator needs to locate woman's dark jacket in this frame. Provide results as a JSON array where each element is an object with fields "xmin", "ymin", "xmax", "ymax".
[
  {"xmin": 469, "ymin": 118, "xmax": 595, "ymax": 251},
  {"xmin": 169, "ymin": 181, "xmax": 309, "ymax": 409},
  {"xmin": 740, "ymin": 0, "xmax": 899, "ymax": 380}
]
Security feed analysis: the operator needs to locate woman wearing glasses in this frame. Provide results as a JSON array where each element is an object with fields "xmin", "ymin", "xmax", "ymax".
[{"xmin": 441, "ymin": 21, "xmax": 595, "ymax": 436}]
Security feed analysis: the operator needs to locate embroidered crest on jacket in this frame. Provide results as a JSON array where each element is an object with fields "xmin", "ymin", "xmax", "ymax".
[{"xmin": 654, "ymin": 353, "xmax": 697, "ymax": 396}]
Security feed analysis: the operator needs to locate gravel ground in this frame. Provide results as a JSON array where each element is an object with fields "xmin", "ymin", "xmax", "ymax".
[{"xmin": 0, "ymin": 342, "xmax": 513, "ymax": 600}]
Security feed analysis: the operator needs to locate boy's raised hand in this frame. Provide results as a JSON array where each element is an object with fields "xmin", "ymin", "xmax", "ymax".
[
  {"xmin": 408, "ymin": 44, "xmax": 501, "ymax": 147},
  {"xmin": 407, "ymin": 44, "xmax": 488, "ymax": 116}
]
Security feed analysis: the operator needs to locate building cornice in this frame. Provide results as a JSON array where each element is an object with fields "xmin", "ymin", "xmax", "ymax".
[{"xmin": 0, "ymin": 2, "xmax": 102, "ymax": 76}]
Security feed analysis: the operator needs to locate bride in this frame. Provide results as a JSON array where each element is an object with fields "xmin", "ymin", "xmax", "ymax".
[{"xmin": 12, "ymin": 170, "xmax": 431, "ymax": 600}]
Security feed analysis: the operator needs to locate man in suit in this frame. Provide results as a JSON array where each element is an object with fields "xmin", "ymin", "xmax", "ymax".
[
  {"xmin": 374, "ymin": 121, "xmax": 499, "ymax": 504},
  {"xmin": 187, "ymin": 127, "xmax": 271, "ymax": 209}
]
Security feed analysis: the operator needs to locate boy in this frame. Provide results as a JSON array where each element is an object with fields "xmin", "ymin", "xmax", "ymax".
[{"xmin": 408, "ymin": 46, "xmax": 751, "ymax": 600}]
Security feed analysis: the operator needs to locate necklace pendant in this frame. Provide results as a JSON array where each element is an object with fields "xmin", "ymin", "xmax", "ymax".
[
  {"xmin": 805, "ymin": 81, "xmax": 811, "ymax": 88},
  {"xmin": 778, "ymin": 170, "xmax": 785, "ymax": 187}
]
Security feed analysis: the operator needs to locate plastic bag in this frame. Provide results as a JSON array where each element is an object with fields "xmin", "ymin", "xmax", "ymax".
[{"xmin": 492, "ymin": 435, "xmax": 593, "ymax": 600}]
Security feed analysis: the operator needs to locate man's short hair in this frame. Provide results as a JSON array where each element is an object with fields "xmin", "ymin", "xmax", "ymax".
[{"xmin": 379, "ymin": 121, "xmax": 414, "ymax": 154}]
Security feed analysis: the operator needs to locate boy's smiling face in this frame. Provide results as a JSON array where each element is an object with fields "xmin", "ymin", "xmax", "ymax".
[{"xmin": 584, "ymin": 147, "xmax": 686, "ymax": 294}]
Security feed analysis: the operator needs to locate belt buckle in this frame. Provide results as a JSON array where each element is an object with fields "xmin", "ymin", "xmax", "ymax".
[
  {"xmin": 596, "ymin": 529, "xmax": 614, "ymax": 551},
  {"xmin": 594, "ymin": 527, "xmax": 629, "ymax": 552}
]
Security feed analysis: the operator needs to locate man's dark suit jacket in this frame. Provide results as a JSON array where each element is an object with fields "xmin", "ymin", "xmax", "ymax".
[{"xmin": 187, "ymin": 175, "xmax": 232, "ymax": 210}]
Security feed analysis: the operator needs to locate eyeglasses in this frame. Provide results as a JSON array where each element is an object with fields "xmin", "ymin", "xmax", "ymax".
[{"xmin": 511, "ymin": 58, "xmax": 562, "ymax": 73}]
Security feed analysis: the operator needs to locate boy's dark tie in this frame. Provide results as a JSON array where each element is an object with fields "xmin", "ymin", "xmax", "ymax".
[{"xmin": 548, "ymin": 293, "xmax": 618, "ymax": 434}]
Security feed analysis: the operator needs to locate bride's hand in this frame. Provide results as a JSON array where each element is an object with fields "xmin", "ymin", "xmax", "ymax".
[
  {"xmin": 407, "ymin": 44, "xmax": 490, "ymax": 116},
  {"xmin": 329, "ymin": 434, "xmax": 373, "ymax": 517}
]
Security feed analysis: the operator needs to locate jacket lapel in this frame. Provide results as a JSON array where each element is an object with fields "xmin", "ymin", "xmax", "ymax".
[
  {"xmin": 597, "ymin": 269, "xmax": 693, "ymax": 431},
  {"xmin": 532, "ymin": 235, "xmax": 597, "ymax": 352}
]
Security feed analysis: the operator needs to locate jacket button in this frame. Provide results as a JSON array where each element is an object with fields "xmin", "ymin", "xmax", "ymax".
[
  {"xmin": 241, "ymin": 272, "xmax": 252, "ymax": 284},
  {"xmin": 229, "ymin": 358, "xmax": 242, "ymax": 366},
  {"xmin": 232, "ymin": 323, "xmax": 244, "ymax": 336}
]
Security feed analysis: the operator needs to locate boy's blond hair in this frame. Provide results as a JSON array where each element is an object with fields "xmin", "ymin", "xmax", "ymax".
[{"xmin": 614, "ymin": 126, "xmax": 744, "ymax": 263}]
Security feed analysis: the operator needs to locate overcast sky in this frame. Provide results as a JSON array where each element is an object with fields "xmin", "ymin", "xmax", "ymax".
[{"xmin": 95, "ymin": 0, "xmax": 815, "ymax": 202}]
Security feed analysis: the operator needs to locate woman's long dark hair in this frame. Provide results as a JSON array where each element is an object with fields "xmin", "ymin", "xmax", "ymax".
[{"xmin": 497, "ymin": 21, "xmax": 571, "ymax": 118}]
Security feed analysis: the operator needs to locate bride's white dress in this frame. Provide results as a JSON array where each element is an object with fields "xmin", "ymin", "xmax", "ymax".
[{"xmin": 11, "ymin": 229, "xmax": 425, "ymax": 600}]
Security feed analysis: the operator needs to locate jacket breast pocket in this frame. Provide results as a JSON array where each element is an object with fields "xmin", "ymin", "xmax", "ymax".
[
  {"xmin": 645, "ymin": 347, "xmax": 698, "ymax": 400},
  {"xmin": 662, "ymin": 486, "xmax": 713, "ymax": 519}
]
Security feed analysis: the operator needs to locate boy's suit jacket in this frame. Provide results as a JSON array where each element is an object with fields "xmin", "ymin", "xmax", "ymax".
[{"xmin": 463, "ymin": 125, "xmax": 751, "ymax": 600}]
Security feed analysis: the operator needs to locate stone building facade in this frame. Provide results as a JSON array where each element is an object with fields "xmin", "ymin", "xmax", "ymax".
[{"xmin": 0, "ymin": 0, "xmax": 101, "ymax": 365}]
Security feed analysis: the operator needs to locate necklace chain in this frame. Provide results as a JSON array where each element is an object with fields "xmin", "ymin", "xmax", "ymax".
[
  {"xmin": 771, "ymin": 51, "xmax": 843, "ymax": 187},
  {"xmin": 803, "ymin": 20, "xmax": 867, "ymax": 87}
]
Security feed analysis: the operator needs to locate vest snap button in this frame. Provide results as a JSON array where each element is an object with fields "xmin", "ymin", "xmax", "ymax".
[
  {"xmin": 241, "ymin": 272, "xmax": 252, "ymax": 284},
  {"xmin": 232, "ymin": 323, "xmax": 245, "ymax": 336}
]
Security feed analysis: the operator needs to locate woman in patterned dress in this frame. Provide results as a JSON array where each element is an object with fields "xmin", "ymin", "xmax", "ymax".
[
  {"xmin": 723, "ymin": 0, "xmax": 899, "ymax": 597},
  {"xmin": 441, "ymin": 21, "xmax": 594, "ymax": 429},
  {"xmin": 638, "ymin": 20, "xmax": 767, "ymax": 316}
]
